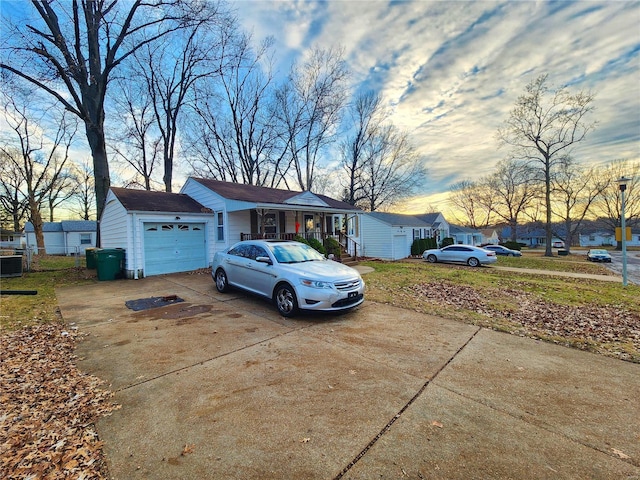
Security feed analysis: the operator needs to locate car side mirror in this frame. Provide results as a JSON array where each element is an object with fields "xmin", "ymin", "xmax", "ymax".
[{"xmin": 256, "ymin": 256, "xmax": 272, "ymax": 265}]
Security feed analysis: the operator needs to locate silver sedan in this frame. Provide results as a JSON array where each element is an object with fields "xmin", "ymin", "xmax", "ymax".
[
  {"xmin": 212, "ymin": 240, "xmax": 365, "ymax": 317},
  {"xmin": 422, "ymin": 245, "xmax": 497, "ymax": 267}
]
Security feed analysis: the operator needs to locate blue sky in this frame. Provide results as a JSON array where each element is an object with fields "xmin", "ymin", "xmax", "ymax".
[{"xmin": 235, "ymin": 0, "xmax": 640, "ymax": 213}]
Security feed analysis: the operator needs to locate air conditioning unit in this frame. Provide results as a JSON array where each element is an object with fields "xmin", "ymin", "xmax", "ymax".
[{"xmin": 1, "ymin": 255, "xmax": 23, "ymax": 278}]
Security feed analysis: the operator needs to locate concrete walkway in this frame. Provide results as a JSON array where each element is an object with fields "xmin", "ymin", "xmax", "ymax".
[
  {"xmin": 57, "ymin": 272, "xmax": 640, "ymax": 479},
  {"xmin": 491, "ymin": 265, "xmax": 623, "ymax": 282}
]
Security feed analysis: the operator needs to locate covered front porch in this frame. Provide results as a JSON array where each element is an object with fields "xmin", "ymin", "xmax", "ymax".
[{"xmin": 238, "ymin": 208, "xmax": 361, "ymax": 258}]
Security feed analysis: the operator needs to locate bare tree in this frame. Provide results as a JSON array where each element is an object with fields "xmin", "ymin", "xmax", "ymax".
[
  {"xmin": 448, "ymin": 180, "xmax": 493, "ymax": 229},
  {"xmin": 1, "ymin": 0, "xmax": 220, "ymax": 219},
  {"xmin": 45, "ymin": 162, "xmax": 78, "ymax": 221},
  {"xmin": 276, "ymin": 47, "xmax": 349, "ymax": 191},
  {"xmin": 189, "ymin": 33, "xmax": 283, "ymax": 187},
  {"xmin": 69, "ymin": 158, "xmax": 97, "ymax": 220},
  {"xmin": 134, "ymin": 7, "xmax": 232, "ymax": 192},
  {"xmin": 498, "ymin": 74, "xmax": 596, "ymax": 256},
  {"xmin": 0, "ymin": 149, "xmax": 28, "ymax": 231},
  {"xmin": 360, "ymin": 125, "xmax": 427, "ymax": 212},
  {"xmin": 340, "ymin": 91, "xmax": 384, "ymax": 206},
  {"xmin": 0, "ymin": 91, "xmax": 78, "ymax": 251},
  {"xmin": 592, "ymin": 159, "xmax": 640, "ymax": 249},
  {"xmin": 109, "ymin": 78, "xmax": 163, "ymax": 190},
  {"xmin": 486, "ymin": 159, "xmax": 540, "ymax": 242},
  {"xmin": 551, "ymin": 157, "xmax": 608, "ymax": 253}
]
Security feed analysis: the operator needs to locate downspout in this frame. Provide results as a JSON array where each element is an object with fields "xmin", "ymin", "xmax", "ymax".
[{"xmin": 133, "ymin": 213, "xmax": 138, "ymax": 280}]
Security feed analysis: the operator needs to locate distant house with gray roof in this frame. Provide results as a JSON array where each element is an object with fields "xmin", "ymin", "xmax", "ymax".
[
  {"xmin": 24, "ymin": 220, "xmax": 97, "ymax": 255},
  {"xmin": 359, "ymin": 211, "xmax": 451, "ymax": 260},
  {"xmin": 449, "ymin": 224, "xmax": 483, "ymax": 246}
]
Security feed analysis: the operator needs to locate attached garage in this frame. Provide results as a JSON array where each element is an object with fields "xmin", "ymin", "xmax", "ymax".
[
  {"xmin": 100, "ymin": 188, "xmax": 213, "ymax": 278},
  {"xmin": 143, "ymin": 222, "xmax": 206, "ymax": 276}
]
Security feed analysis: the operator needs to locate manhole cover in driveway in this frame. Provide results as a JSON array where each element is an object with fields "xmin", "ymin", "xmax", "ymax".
[{"xmin": 125, "ymin": 295, "xmax": 184, "ymax": 311}]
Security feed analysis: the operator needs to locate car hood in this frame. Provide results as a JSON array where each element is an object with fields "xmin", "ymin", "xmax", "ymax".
[{"xmin": 278, "ymin": 260, "xmax": 361, "ymax": 281}]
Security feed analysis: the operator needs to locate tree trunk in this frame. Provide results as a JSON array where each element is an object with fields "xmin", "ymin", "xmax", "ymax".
[
  {"xmin": 85, "ymin": 121, "xmax": 110, "ymax": 224},
  {"xmin": 29, "ymin": 199, "xmax": 45, "ymax": 255},
  {"xmin": 544, "ymin": 160, "xmax": 553, "ymax": 256}
]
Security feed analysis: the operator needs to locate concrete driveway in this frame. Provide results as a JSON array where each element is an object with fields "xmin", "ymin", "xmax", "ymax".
[{"xmin": 57, "ymin": 271, "xmax": 640, "ymax": 479}]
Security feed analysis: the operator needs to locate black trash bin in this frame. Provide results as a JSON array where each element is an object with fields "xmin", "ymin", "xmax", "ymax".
[
  {"xmin": 96, "ymin": 248, "xmax": 125, "ymax": 281},
  {"xmin": 557, "ymin": 249, "xmax": 568, "ymax": 256}
]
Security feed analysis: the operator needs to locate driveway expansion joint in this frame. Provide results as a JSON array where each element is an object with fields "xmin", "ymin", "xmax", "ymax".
[
  {"xmin": 433, "ymin": 382, "xmax": 640, "ymax": 468},
  {"xmin": 333, "ymin": 325, "xmax": 482, "ymax": 479}
]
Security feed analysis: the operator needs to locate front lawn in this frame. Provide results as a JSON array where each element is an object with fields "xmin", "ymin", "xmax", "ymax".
[
  {"xmin": 362, "ymin": 259, "xmax": 640, "ymax": 363},
  {"xmin": 1, "ymin": 255, "xmax": 95, "ymax": 331}
]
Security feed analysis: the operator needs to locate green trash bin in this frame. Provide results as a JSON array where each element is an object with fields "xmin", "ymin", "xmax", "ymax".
[
  {"xmin": 85, "ymin": 247, "xmax": 100, "ymax": 269},
  {"xmin": 96, "ymin": 248, "xmax": 125, "ymax": 281}
]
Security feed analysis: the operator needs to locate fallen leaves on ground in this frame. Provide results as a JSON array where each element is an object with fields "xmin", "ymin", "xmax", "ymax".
[
  {"xmin": 409, "ymin": 282, "xmax": 640, "ymax": 361},
  {"xmin": 1, "ymin": 322, "xmax": 119, "ymax": 479}
]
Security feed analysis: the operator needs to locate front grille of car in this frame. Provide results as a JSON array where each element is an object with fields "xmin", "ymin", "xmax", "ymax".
[
  {"xmin": 334, "ymin": 279, "xmax": 362, "ymax": 291},
  {"xmin": 332, "ymin": 294, "xmax": 364, "ymax": 308}
]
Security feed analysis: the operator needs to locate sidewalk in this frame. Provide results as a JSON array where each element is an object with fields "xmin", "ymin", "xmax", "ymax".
[
  {"xmin": 56, "ymin": 273, "xmax": 640, "ymax": 479},
  {"xmin": 492, "ymin": 265, "xmax": 622, "ymax": 282}
]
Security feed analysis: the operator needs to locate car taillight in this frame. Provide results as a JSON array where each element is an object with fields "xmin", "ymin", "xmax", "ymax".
[{"xmin": 487, "ymin": 252, "xmax": 496, "ymax": 256}]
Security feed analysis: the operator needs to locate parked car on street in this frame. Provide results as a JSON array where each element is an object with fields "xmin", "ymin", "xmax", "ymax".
[
  {"xmin": 586, "ymin": 249, "xmax": 612, "ymax": 263},
  {"xmin": 552, "ymin": 241, "xmax": 565, "ymax": 248},
  {"xmin": 212, "ymin": 240, "xmax": 365, "ymax": 317},
  {"xmin": 422, "ymin": 245, "xmax": 497, "ymax": 267},
  {"xmin": 482, "ymin": 245, "xmax": 522, "ymax": 257}
]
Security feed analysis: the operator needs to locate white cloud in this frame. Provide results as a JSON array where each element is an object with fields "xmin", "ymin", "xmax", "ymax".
[{"xmin": 234, "ymin": 0, "xmax": 639, "ymax": 211}]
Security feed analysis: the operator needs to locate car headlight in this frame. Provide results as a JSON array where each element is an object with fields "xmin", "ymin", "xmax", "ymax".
[{"xmin": 300, "ymin": 278, "xmax": 333, "ymax": 289}]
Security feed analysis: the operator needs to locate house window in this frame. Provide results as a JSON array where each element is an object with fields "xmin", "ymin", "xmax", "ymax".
[
  {"xmin": 413, "ymin": 229, "xmax": 421, "ymax": 240},
  {"xmin": 264, "ymin": 213, "xmax": 277, "ymax": 235},
  {"xmin": 80, "ymin": 233, "xmax": 92, "ymax": 245},
  {"xmin": 348, "ymin": 216, "xmax": 358, "ymax": 236},
  {"xmin": 217, "ymin": 212, "xmax": 224, "ymax": 241},
  {"xmin": 589, "ymin": 235, "xmax": 595, "ymax": 241},
  {"xmin": 162, "ymin": 224, "xmax": 174, "ymax": 231},
  {"xmin": 304, "ymin": 214, "xmax": 314, "ymax": 232}
]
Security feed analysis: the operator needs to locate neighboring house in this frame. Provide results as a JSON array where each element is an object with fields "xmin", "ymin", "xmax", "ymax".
[
  {"xmin": 24, "ymin": 221, "xmax": 97, "ymax": 255},
  {"xmin": 357, "ymin": 211, "xmax": 452, "ymax": 260},
  {"xmin": 579, "ymin": 228, "xmax": 640, "ymax": 247},
  {"xmin": 449, "ymin": 224, "xmax": 483, "ymax": 246},
  {"xmin": 414, "ymin": 212, "xmax": 450, "ymax": 244},
  {"xmin": 500, "ymin": 226, "xmax": 565, "ymax": 248},
  {"xmin": 480, "ymin": 228, "xmax": 500, "ymax": 245},
  {"xmin": 100, "ymin": 179, "xmax": 362, "ymax": 278},
  {"xmin": 0, "ymin": 229, "xmax": 25, "ymax": 250},
  {"xmin": 359, "ymin": 212, "xmax": 432, "ymax": 260},
  {"xmin": 579, "ymin": 230, "xmax": 615, "ymax": 247}
]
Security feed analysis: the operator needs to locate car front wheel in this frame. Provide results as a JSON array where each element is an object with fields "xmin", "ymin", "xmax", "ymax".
[
  {"xmin": 274, "ymin": 283, "xmax": 299, "ymax": 317},
  {"xmin": 426, "ymin": 254, "xmax": 437, "ymax": 263},
  {"xmin": 467, "ymin": 257, "xmax": 480, "ymax": 267},
  {"xmin": 215, "ymin": 268, "xmax": 229, "ymax": 293}
]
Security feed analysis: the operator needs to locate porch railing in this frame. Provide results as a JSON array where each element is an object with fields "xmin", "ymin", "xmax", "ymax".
[
  {"xmin": 240, "ymin": 232, "xmax": 324, "ymax": 241},
  {"xmin": 240, "ymin": 231, "xmax": 360, "ymax": 260}
]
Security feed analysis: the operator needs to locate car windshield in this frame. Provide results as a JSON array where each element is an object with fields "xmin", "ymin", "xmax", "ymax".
[
  {"xmin": 270, "ymin": 243, "xmax": 325, "ymax": 264},
  {"xmin": 591, "ymin": 249, "xmax": 607, "ymax": 254}
]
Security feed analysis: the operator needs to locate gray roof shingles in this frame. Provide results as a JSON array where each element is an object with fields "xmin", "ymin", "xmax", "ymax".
[
  {"xmin": 110, "ymin": 187, "xmax": 210, "ymax": 213},
  {"xmin": 192, "ymin": 178, "xmax": 360, "ymax": 211}
]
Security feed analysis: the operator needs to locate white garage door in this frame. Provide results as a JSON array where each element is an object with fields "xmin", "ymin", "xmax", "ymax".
[
  {"xmin": 143, "ymin": 222, "xmax": 206, "ymax": 276},
  {"xmin": 392, "ymin": 234, "xmax": 407, "ymax": 260}
]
